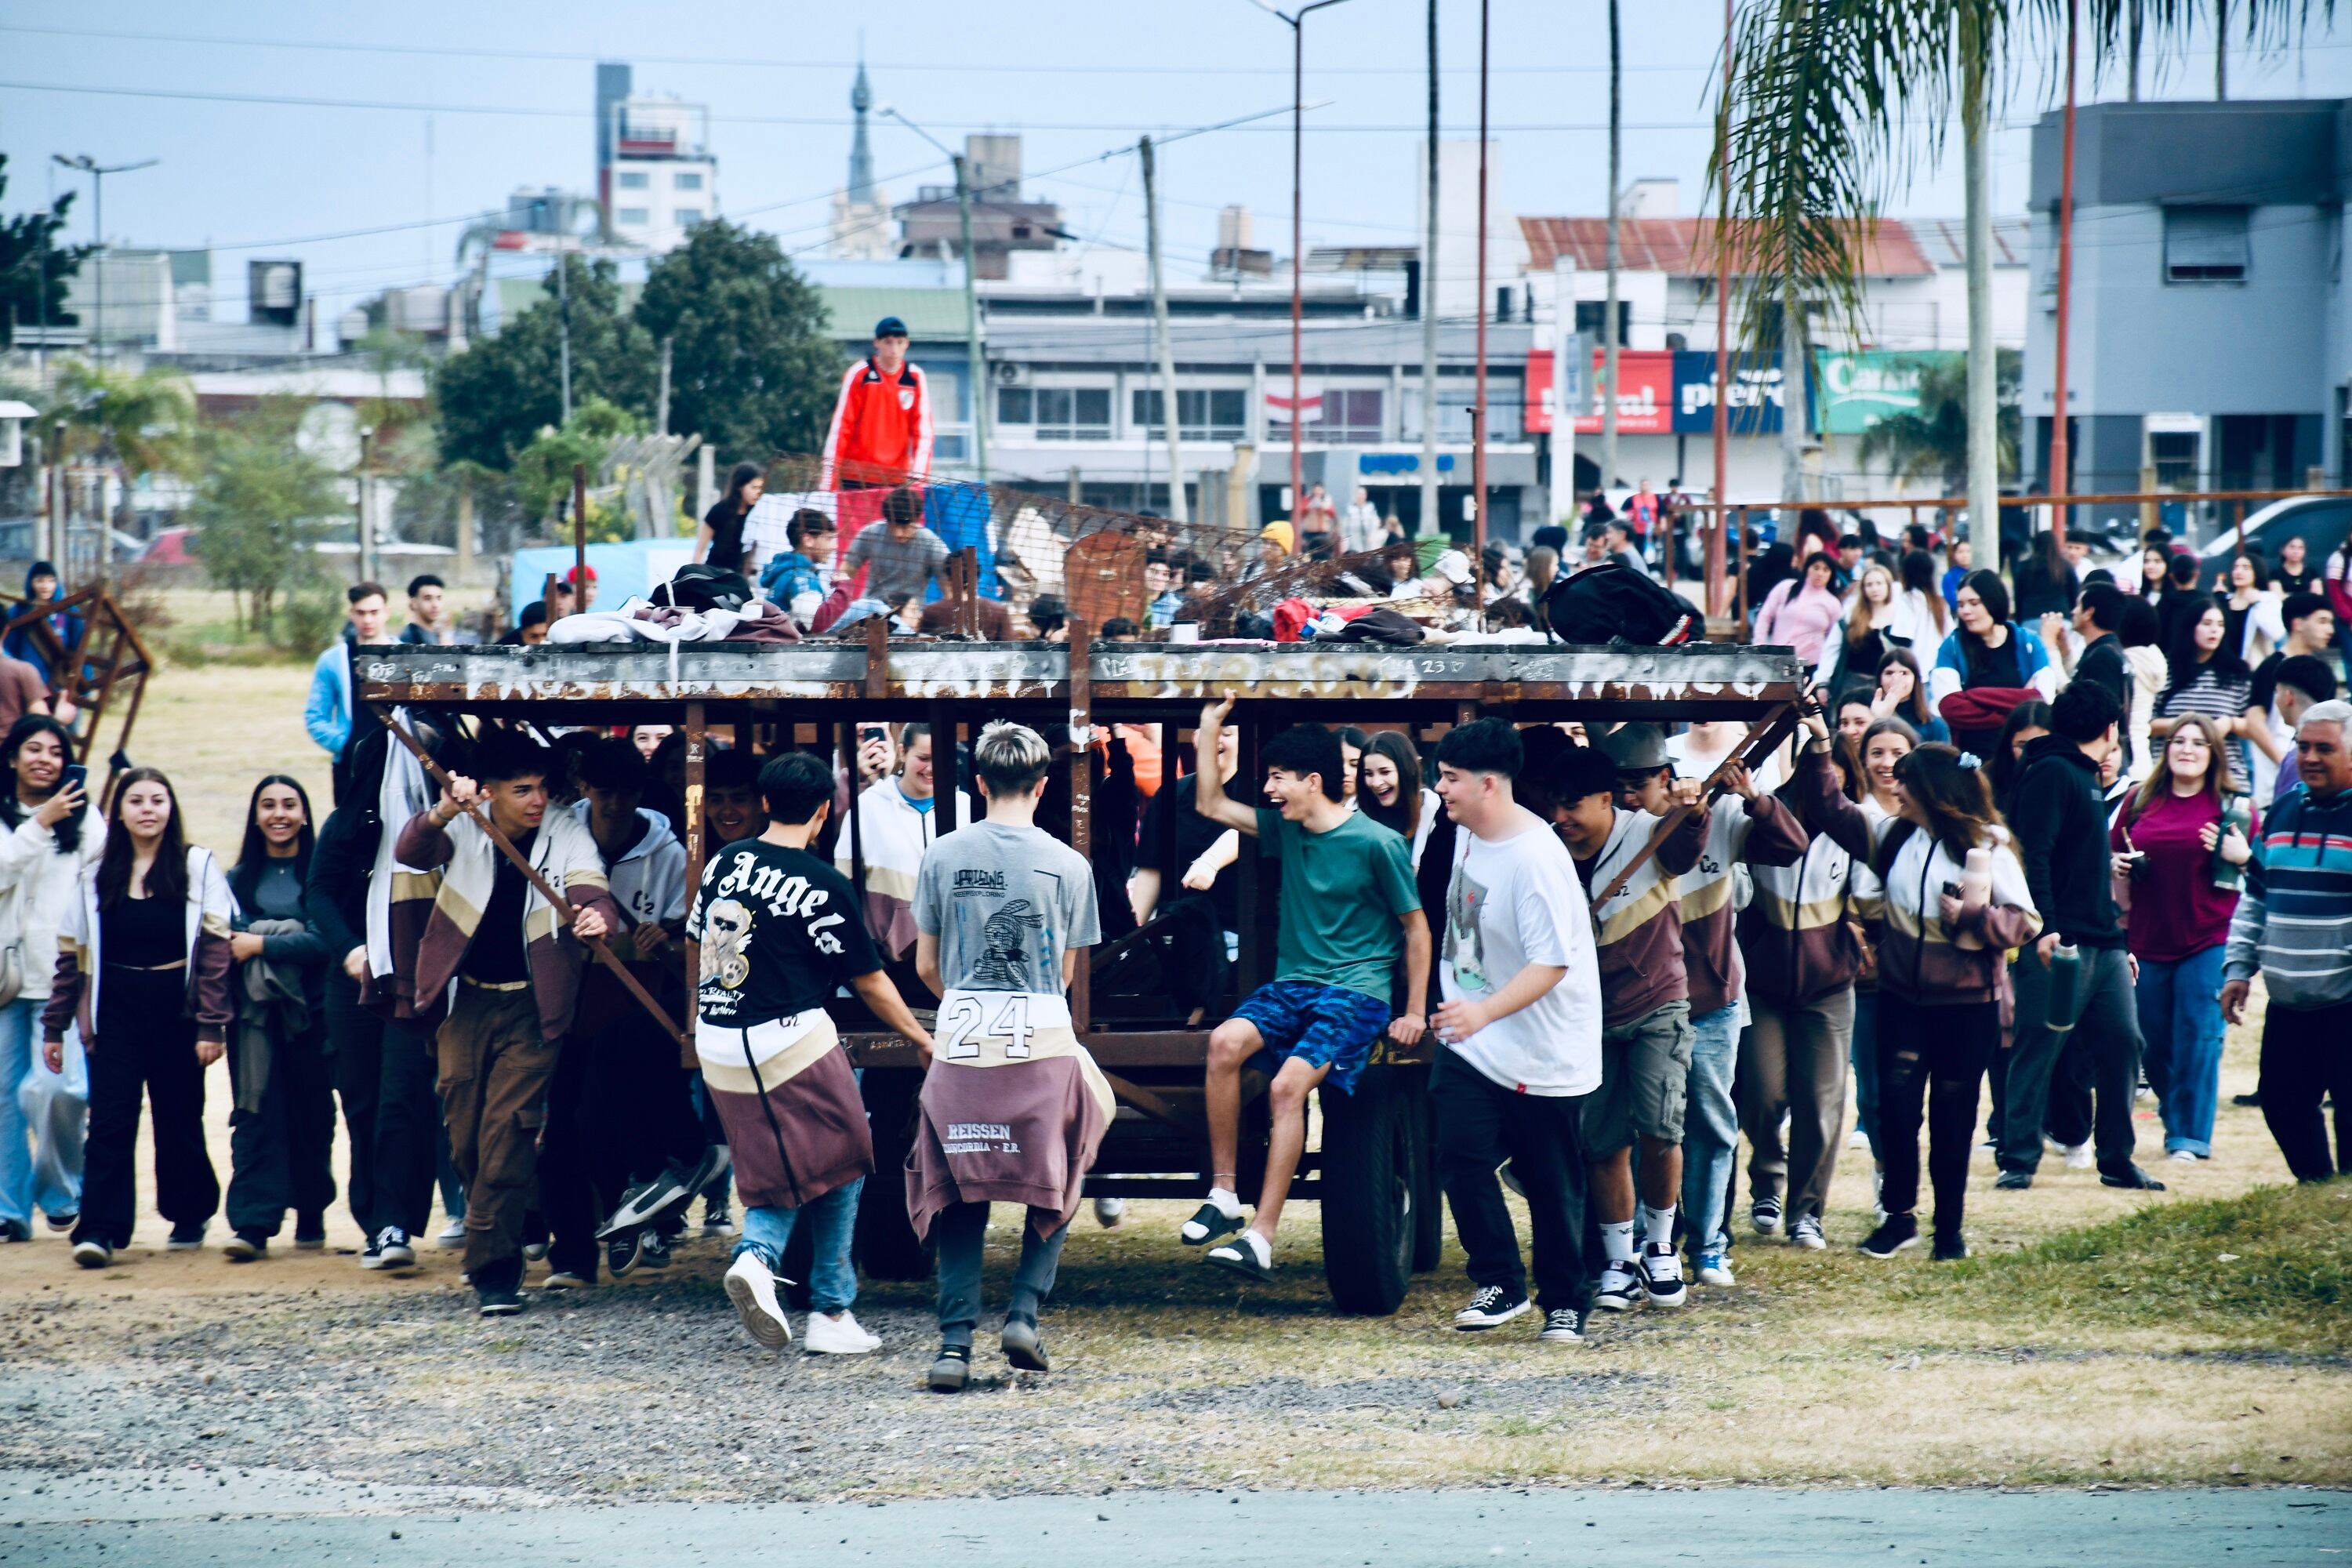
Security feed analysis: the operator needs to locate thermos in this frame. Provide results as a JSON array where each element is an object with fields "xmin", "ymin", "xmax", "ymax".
[
  {"xmin": 2045, "ymin": 942, "xmax": 2085, "ymax": 1034},
  {"xmin": 2213, "ymin": 795, "xmax": 2252, "ymax": 892},
  {"xmin": 1953, "ymin": 846, "xmax": 1994, "ymax": 950}
]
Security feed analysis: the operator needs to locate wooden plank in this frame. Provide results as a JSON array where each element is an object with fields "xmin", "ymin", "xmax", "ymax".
[{"xmin": 681, "ymin": 701, "xmax": 706, "ymax": 1067}]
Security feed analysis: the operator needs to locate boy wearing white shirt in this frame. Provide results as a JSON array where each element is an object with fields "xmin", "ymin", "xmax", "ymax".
[{"xmin": 1428, "ymin": 720, "xmax": 1607, "ymax": 1345}]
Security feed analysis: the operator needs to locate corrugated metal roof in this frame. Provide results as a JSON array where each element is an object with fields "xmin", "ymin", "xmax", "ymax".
[
  {"xmin": 981, "ymin": 314, "xmax": 1533, "ymax": 370},
  {"xmin": 1904, "ymin": 216, "xmax": 2031, "ymax": 269},
  {"xmin": 818, "ymin": 286, "xmax": 973, "ymax": 343},
  {"xmin": 1519, "ymin": 216, "xmax": 1936, "ymax": 277}
]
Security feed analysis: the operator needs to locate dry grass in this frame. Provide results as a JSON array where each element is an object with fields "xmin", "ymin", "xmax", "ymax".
[{"xmin": 9, "ymin": 662, "xmax": 2347, "ymax": 1494}]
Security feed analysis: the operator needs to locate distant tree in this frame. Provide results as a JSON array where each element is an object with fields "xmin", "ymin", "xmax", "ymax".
[
  {"xmin": 510, "ymin": 396, "xmax": 646, "ymax": 534},
  {"xmin": 634, "ymin": 220, "xmax": 839, "ymax": 466},
  {"xmin": 434, "ymin": 256, "xmax": 654, "ymax": 469},
  {"xmin": 191, "ymin": 400, "xmax": 343, "ymax": 638},
  {"xmin": 1854, "ymin": 349, "xmax": 2020, "ymax": 492},
  {"xmin": 0, "ymin": 154, "xmax": 93, "ymax": 347},
  {"xmin": 47, "ymin": 361, "xmax": 196, "ymax": 535}
]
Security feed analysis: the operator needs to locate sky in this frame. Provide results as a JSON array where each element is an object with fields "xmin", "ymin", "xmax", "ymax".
[{"xmin": 4, "ymin": 0, "xmax": 2350, "ymax": 327}]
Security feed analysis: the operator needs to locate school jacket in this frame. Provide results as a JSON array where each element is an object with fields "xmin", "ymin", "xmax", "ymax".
[
  {"xmin": 1738, "ymin": 746, "xmax": 1879, "ymax": 1007},
  {"xmin": 1577, "ymin": 804, "xmax": 1706, "ymax": 1029},
  {"xmin": 43, "ymin": 846, "xmax": 238, "ymax": 1047},
  {"xmin": 1870, "ymin": 820, "xmax": 2041, "ymax": 1007},
  {"xmin": 1678, "ymin": 789, "xmax": 1809, "ymax": 1018},
  {"xmin": 820, "ymin": 357, "xmax": 932, "ymax": 485}
]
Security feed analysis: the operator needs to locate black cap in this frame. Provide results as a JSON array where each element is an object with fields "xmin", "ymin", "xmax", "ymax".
[{"xmin": 874, "ymin": 315, "xmax": 909, "ymax": 339}]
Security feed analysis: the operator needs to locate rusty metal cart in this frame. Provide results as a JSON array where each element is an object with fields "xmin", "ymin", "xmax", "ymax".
[{"xmin": 361, "ymin": 630, "xmax": 1806, "ymax": 1315}]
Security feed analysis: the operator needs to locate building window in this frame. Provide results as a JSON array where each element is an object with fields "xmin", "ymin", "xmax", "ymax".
[
  {"xmin": 1272, "ymin": 388, "xmax": 1384, "ymax": 443},
  {"xmin": 674, "ymin": 171, "xmax": 704, "ymax": 191},
  {"xmin": 617, "ymin": 172, "xmax": 649, "ymax": 191},
  {"xmin": 1132, "ymin": 387, "xmax": 1247, "ymax": 441},
  {"xmin": 997, "ymin": 386, "xmax": 1111, "ymax": 440},
  {"xmin": 674, "ymin": 208, "xmax": 703, "ymax": 226},
  {"xmin": 615, "ymin": 207, "xmax": 651, "ymax": 226},
  {"xmin": 2164, "ymin": 206, "xmax": 2249, "ymax": 283}
]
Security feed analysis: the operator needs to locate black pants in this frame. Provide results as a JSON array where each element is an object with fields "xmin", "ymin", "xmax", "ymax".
[
  {"xmin": 935, "ymin": 1202, "xmax": 1069, "ymax": 1347},
  {"xmin": 372, "ymin": 1014, "xmax": 441, "ymax": 1237},
  {"xmin": 582, "ymin": 970, "xmax": 702, "ymax": 1203},
  {"xmin": 224, "ymin": 1023, "xmax": 336, "ymax": 1237},
  {"xmin": 1876, "ymin": 995, "xmax": 1997, "ymax": 1239},
  {"xmin": 325, "ymin": 972, "xmax": 379, "ymax": 1238},
  {"xmin": 2000, "ymin": 946, "xmax": 2141, "ymax": 1174},
  {"xmin": 1432, "ymin": 1047, "xmax": 1601, "ymax": 1313},
  {"xmin": 2260, "ymin": 997, "xmax": 2352, "ymax": 1182},
  {"xmin": 74, "ymin": 971, "xmax": 217, "ymax": 1249},
  {"xmin": 2000, "ymin": 954, "xmax": 2092, "ymax": 1151}
]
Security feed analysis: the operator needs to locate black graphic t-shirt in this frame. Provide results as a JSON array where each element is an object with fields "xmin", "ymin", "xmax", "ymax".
[{"xmin": 686, "ymin": 840, "xmax": 881, "ymax": 1028}]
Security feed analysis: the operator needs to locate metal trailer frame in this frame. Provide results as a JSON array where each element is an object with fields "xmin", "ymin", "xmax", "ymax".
[{"xmin": 361, "ymin": 630, "xmax": 1806, "ymax": 1314}]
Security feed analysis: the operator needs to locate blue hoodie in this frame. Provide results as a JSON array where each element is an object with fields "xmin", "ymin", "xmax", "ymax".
[{"xmin": 2, "ymin": 562, "xmax": 83, "ymax": 686}]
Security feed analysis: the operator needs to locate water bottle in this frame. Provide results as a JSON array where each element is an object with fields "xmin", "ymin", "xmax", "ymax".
[
  {"xmin": 2044, "ymin": 942, "xmax": 2085, "ymax": 1035},
  {"xmin": 2212, "ymin": 795, "xmax": 2252, "ymax": 893},
  {"xmin": 1953, "ymin": 846, "xmax": 1994, "ymax": 951}
]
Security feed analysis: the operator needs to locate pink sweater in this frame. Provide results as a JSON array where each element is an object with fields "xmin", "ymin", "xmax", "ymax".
[{"xmin": 1756, "ymin": 580, "xmax": 1845, "ymax": 667}]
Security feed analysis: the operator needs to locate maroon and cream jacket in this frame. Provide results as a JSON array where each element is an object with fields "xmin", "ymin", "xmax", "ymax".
[
  {"xmin": 1677, "ymin": 790, "xmax": 1808, "ymax": 1018},
  {"xmin": 43, "ymin": 846, "xmax": 237, "ymax": 1047},
  {"xmin": 1869, "ymin": 819, "xmax": 2041, "ymax": 1008},
  {"xmin": 393, "ymin": 808, "xmax": 619, "ymax": 1040},
  {"xmin": 906, "ymin": 988, "xmax": 1113, "ymax": 1242},
  {"xmin": 1737, "ymin": 746, "xmax": 1882, "ymax": 1007},
  {"xmin": 696, "ymin": 1010, "xmax": 873, "ymax": 1210},
  {"xmin": 1575, "ymin": 806, "xmax": 1707, "ymax": 1029}
]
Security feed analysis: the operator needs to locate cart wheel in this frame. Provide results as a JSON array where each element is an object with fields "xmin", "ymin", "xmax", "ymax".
[
  {"xmin": 1319, "ymin": 1069, "xmax": 1414, "ymax": 1316},
  {"xmin": 1409, "ymin": 1074, "xmax": 1443, "ymax": 1274},
  {"xmin": 853, "ymin": 1069, "xmax": 934, "ymax": 1282}
]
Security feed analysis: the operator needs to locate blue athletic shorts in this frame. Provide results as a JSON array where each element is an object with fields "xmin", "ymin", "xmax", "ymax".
[{"xmin": 1230, "ymin": 979, "xmax": 1393, "ymax": 1096}]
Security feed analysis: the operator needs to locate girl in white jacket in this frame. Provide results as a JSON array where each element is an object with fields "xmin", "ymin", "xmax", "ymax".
[{"xmin": 0, "ymin": 717, "xmax": 100, "ymax": 1242}]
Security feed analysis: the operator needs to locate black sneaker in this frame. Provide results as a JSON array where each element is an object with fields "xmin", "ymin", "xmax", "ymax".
[
  {"xmin": 71, "ymin": 1239, "xmax": 112, "ymax": 1269},
  {"xmin": 165, "ymin": 1220, "xmax": 207, "ymax": 1251},
  {"xmin": 1749, "ymin": 1196, "xmax": 1783, "ymax": 1236},
  {"xmin": 2099, "ymin": 1163, "xmax": 2166, "ymax": 1191},
  {"xmin": 0, "ymin": 1218, "xmax": 29, "ymax": 1243},
  {"xmin": 1595, "ymin": 1260, "xmax": 1643, "ymax": 1312},
  {"xmin": 608, "ymin": 1232, "xmax": 644, "ymax": 1278},
  {"xmin": 1932, "ymin": 1232, "xmax": 1969, "ymax": 1262},
  {"xmin": 1180, "ymin": 1200, "xmax": 1244, "ymax": 1247},
  {"xmin": 363, "ymin": 1226, "xmax": 416, "ymax": 1269},
  {"xmin": 597, "ymin": 1146, "xmax": 731, "ymax": 1240},
  {"xmin": 1858, "ymin": 1214, "xmax": 1920, "ymax": 1258},
  {"xmin": 1539, "ymin": 1307, "xmax": 1587, "ymax": 1345},
  {"xmin": 1453, "ymin": 1284, "xmax": 1533, "ymax": 1330},
  {"xmin": 293, "ymin": 1213, "xmax": 326, "ymax": 1250},
  {"xmin": 1994, "ymin": 1170, "xmax": 2034, "ymax": 1191},
  {"xmin": 637, "ymin": 1230, "xmax": 671, "ymax": 1271},
  {"xmin": 221, "ymin": 1231, "xmax": 268, "ymax": 1262},
  {"xmin": 477, "ymin": 1289, "xmax": 526, "ymax": 1317},
  {"xmin": 928, "ymin": 1344, "xmax": 972, "ymax": 1392},
  {"xmin": 1639, "ymin": 1241, "xmax": 1688, "ymax": 1306},
  {"xmin": 44, "ymin": 1210, "xmax": 76, "ymax": 1233},
  {"xmin": 1001, "ymin": 1318, "xmax": 1051, "ymax": 1373}
]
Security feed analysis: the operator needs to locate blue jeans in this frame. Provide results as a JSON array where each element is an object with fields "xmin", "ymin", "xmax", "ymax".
[
  {"xmin": 1850, "ymin": 989, "xmax": 1882, "ymax": 1162},
  {"xmin": 2136, "ymin": 945, "xmax": 2227, "ymax": 1156},
  {"xmin": 733, "ymin": 1176, "xmax": 863, "ymax": 1313},
  {"xmin": 1679, "ymin": 1004, "xmax": 1742, "ymax": 1254},
  {"xmin": 2, "ymin": 996, "xmax": 85, "ymax": 1226}
]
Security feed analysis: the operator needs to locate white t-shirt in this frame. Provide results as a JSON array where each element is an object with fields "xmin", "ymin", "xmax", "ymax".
[{"xmin": 1438, "ymin": 818, "xmax": 1601, "ymax": 1097}]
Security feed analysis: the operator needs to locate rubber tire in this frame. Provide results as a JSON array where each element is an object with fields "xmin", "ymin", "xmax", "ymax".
[
  {"xmin": 1318, "ymin": 1069, "xmax": 1415, "ymax": 1316},
  {"xmin": 853, "ymin": 1069, "xmax": 934, "ymax": 1282},
  {"xmin": 1409, "ymin": 1074, "xmax": 1443, "ymax": 1274}
]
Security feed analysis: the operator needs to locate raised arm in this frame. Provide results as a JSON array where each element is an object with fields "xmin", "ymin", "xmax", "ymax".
[{"xmin": 1191, "ymin": 698, "xmax": 1258, "ymax": 835}]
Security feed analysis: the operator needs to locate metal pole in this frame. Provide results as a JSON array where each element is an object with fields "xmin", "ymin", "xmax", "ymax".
[
  {"xmin": 1711, "ymin": 0, "xmax": 1731, "ymax": 617},
  {"xmin": 1290, "ymin": 13, "xmax": 1305, "ymax": 529},
  {"xmin": 557, "ymin": 255, "xmax": 573, "ymax": 423},
  {"xmin": 655, "ymin": 335, "xmax": 673, "ymax": 436},
  {"xmin": 1420, "ymin": 0, "xmax": 1440, "ymax": 539},
  {"xmin": 572, "ymin": 460, "xmax": 590, "ymax": 611},
  {"xmin": 953, "ymin": 152, "xmax": 989, "ymax": 483},
  {"xmin": 2048, "ymin": 0, "xmax": 2079, "ymax": 546},
  {"xmin": 1142, "ymin": 136, "xmax": 1189, "ymax": 523},
  {"xmin": 1599, "ymin": 0, "xmax": 1621, "ymax": 495},
  {"xmin": 91, "ymin": 169, "xmax": 103, "ymax": 365},
  {"xmin": 1472, "ymin": 0, "xmax": 1489, "ymax": 597},
  {"xmin": 356, "ymin": 426, "xmax": 375, "ymax": 588}
]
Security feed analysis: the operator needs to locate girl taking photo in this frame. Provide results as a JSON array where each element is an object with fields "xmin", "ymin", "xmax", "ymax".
[{"xmin": 45, "ymin": 768, "xmax": 237, "ymax": 1267}]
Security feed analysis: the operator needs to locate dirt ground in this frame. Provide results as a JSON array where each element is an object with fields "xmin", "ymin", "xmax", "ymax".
[{"xmin": 3, "ymin": 663, "xmax": 2344, "ymax": 1501}]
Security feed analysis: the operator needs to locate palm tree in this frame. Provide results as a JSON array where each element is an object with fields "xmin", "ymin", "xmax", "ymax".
[
  {"xmin": 1714, "ymin": 0, "xmax": 2317, "ymax": 564},
  {"xmin": 1599, "ymin": 0, "xmax": 1622, "ymax": 492},
  {"xmin": 1854, "ymin": 350, "xmax": 2020, "ymax": 491}
]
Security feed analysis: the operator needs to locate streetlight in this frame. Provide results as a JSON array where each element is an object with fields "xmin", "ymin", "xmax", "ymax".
[
  {"xmin": 881, "ymin": 107, "xmax": 989, "ymax": 484},
  {"xmin": 1247, "ymin": 0, "xmax": 1353, "ymax": 532},
  {"xmin": 52, "ymin": 154, "xmax": 159, "ymax": 363}
]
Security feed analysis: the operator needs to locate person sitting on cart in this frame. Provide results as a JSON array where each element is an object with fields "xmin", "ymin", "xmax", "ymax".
[
  {"xmin": 695, "ymin": 750, "xmax": 934, "ymax": 1357},
  {"xmin": 1183, "ymin": 697, "xmax": 1431, "ymax": 1281},
  {"xmin": 905, "ymin": 722, "xmax": 1109, "ymax": 1392}
]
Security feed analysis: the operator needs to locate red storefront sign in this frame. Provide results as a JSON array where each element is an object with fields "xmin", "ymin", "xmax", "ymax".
[{"xmin": 1522, "ymin": 349, "xmax": 1675, "ymax": 437}]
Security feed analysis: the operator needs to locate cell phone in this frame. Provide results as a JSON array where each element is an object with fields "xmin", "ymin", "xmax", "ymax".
[
  {"xmin": 858, "ymin": 726, "xmax": 888, "ymax": 745},
  {"xmin": 1941, "ymin": 880, "xmax": 1962, "ymax": 901},
  {"xmin": 61, "ymin": 764, "xmax": 86, "ymax": 797}
]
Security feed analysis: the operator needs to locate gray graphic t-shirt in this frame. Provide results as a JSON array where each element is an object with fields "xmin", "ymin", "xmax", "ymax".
[{"xmin": 912, "ymin": 821, "xmax": 1100, "ymax": 993}]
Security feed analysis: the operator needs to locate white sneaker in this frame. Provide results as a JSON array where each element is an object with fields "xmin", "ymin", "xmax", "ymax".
[
  {"xmin": 1846, "ymin": 1127, "xmax": 1870, "ymax": 1151},
  {"xmin": 804, "ymin": 1308, "xmax": 882, "ymax": 1356},
  {"xmin": 2063, "ymin": 1142, "xmax": 2095, "ymax": 1171},
  {"xmin": 721, "ymin": 1251, "xmax": 793, "ymax": 1349},
  {"xmin": 1694, "ymin": 1249, "xmax": 1736, "ymax": 1287},
  {"xmin": 437, "ymin": 1218, "xmax": 466, "ymax": 1249},
  {"xmin": 2167, "ymin": 1149, "xmax": 2198, "ymax": 1163},
  {"xmin": 1092, "ymin": 1195, "xmax": 1127, "ymax": 1229}
]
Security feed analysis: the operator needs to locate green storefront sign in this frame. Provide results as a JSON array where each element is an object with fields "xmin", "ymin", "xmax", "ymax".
[{"xmin": 1813, "ymin": 350, "xmax": 1958, "ymax": 435}]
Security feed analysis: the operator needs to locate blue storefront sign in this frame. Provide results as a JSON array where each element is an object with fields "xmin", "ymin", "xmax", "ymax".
[{"xmin": 1671, "ymin": 351, "xmax": 1784, "ymax": 436}]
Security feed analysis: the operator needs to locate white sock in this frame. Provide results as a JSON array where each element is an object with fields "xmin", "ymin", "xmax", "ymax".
[
  {"xmin": 1641, "ymin": 1203, "xmax": 1677, "ymax": 1249},
  {"xmin": 1207, "ymin": 1186, "xmax": 1242, "ymax": 1217},
  {"xmin": 1600, "ymin": 1220, "xmax": 1635, "ymax": 1264}
]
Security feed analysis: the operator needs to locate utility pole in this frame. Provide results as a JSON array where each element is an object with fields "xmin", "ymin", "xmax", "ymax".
[
  {"xmin": 1419, "ymin": 0, "xmax": 1440, "ymax": 539},
  {"xmin": 1962, "ymin": 15, "xmax": 2000, "ymax": 571},
  {"xmin": 1473, "ymin": 0, "xmax": 1490, "ymax": 601},
  {"xmin": 51, "ymin": 154, "xmax": 159, "ymax": 365},
  {"xmin": 2049, "ymin": 0, "xmax": 2079, "ymax": 544},
  {"xmin": 1141, "ymin": 136, "xmax": 1189, "ymax": 523},
  {"xmin": 1600, "ymin": 0, "xmax": 1622, "ymax": 496},
  {"xmin": 557, "ymin": 256, "xmax": 574, "ymax": 423},
  {"xmin": 655, "ymin": 335, "xmax": 673, "ymax": 436},
  {"xmin": 357, "ymin": 425, "xmax": 376, "ymax": 588},
  {"xmin": 1709, "ymin": 0, "xmax": 1731, "ymax": 615},
  {"xmin": 2216, "ymin": 0, "xmax": 2228, "ymax": 99},
  {"xmin": 952, "ymin": 152, "xmax": 989, "ymax": 483}
]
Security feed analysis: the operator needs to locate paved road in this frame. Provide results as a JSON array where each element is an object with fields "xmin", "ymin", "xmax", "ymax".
[{"xmin": 2, "ymin": 1470, "xmax": 2343, "ymax": 1566}]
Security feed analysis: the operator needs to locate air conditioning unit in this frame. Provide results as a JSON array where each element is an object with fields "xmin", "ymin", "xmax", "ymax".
[{"xmin": 993, "ymin": 361, "xmax": 1027, "ymax": 387}]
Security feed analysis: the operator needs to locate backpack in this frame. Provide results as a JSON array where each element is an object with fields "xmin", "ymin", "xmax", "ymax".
[
  {"xmin": 655, "ymin": 564, "xmax": 754, "ymax": 614},
  {"xmin": 1539, "ymin": 560, "xmax": 1702, "ymax": 646}
]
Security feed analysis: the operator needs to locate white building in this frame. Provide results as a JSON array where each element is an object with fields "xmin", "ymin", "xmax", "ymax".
[{"xmin": 597, "ymin": 67, "xmax": 717, "ymax": 254}]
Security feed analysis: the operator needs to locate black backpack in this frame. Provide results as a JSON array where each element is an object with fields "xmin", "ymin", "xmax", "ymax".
[
  {"xmin": 655, "ymin": 563, "xmax": 754, "ymax": 613},
  {"xmin": 1539, "ymin": 560, "xmax": 1703, "ymax": 646}
]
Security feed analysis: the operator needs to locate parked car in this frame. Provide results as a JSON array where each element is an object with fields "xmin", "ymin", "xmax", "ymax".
[
  {"xmin": 141, "ymin": 526, "xmax": 195, "ymax": 564},
  {"xmin": 2195, "ymin": 495, "xmax": 2352, "ymax": 588}
]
